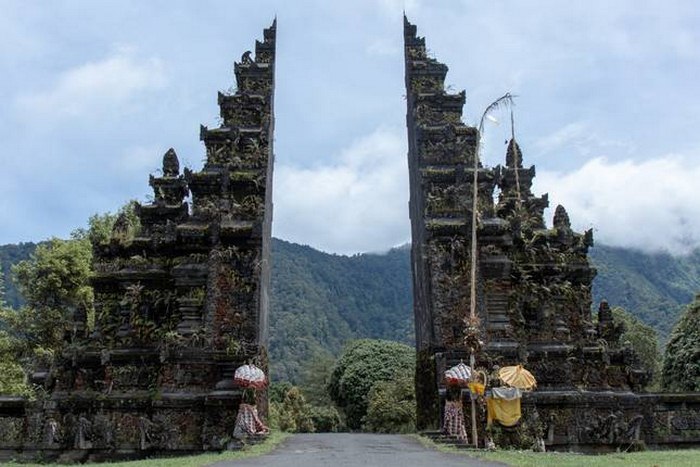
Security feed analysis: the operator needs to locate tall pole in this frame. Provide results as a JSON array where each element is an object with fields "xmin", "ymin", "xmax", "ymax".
[
  {"xmin": 471, "ymin": 93, "xmax": 514, "ymax": 324},
  {"xmin": 469, "ymin": 93, "xmax": 514, "ymax": 448},
  {"xmin": 510, "ymin": 105, "xmax": 522, "ymax": 204}
]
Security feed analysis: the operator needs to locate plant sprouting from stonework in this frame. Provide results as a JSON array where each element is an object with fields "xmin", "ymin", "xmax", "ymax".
[
  {"xmin": 122, "ymin": 283, "xmax": 144, "ymax": 310},
  {"xmin": 224, "ymin": 336, "xmax": 242, "ymax": 356},
  {"xmin": 86, "ymin": 201, "xmax": 142, "ymax": 246},
  {"xmin": 239, "ymin": 195, "xmax": 263, "ymax": 218},
  {"xmin": 185, "ymin": 287, "xmax": 206, "ymax": 304}
]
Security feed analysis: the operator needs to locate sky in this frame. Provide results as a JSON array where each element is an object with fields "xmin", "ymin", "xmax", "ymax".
[{"xmin": 1, "ymin": 0, "xmax": 700, "ymax": 255}]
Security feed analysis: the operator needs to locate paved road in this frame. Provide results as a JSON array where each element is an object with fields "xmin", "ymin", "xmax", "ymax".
[{"xmin": 211, "ymin": 433, "xmax": 506, "ymax": 467}]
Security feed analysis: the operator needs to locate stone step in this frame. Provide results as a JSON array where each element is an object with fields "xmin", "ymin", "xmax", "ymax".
[
  {"xmin": 487, "ymin": 310, "xmax": 508, "ymax": 317},
  {"xmin": 487, "ymin": 322, "xmax": 511, "ymax": 331},
  {"xmin": 422, "ymin": 432, "xmax": 469, "ymax": 446},
  {"xmin": 488, "ymin": 316, "xmax": 510, "ymax": 324},
  {"xmin": 488, "ymin": 308, "xmax": 508, "ymax": 314},
  {"xmin": 486, "ymin": 296, "xmax": 508, "ymax": 301}
]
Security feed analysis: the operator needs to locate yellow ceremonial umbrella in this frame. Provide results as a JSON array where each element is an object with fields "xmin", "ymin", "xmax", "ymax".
[{"xmin": 498, "ymin": 365, "xmax": 537, "ymax": 390}]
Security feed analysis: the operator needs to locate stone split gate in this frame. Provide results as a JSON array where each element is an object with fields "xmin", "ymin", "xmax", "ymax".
[{"xmin": 0, "ymin": 18, "xmax": 698, "ymax": 461}]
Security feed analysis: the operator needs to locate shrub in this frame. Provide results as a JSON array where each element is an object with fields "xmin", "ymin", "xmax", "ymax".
[
  {"xmin": 612, "ymin": 307, "xmax": 661, "ymax": 388},
  {"xmin": 328, "ymin": 339, "xmax": 415, "ymax": 429},
  {"xmin": 270, "ymin": 386, "xmax": 315, "ymax": 432},
  {"xmin": 310, "ymin": 405, "xmax": 343, "ymax": 432},
  {"xmin": 662, "ymin": 296, "xmax": 700, "ymax": 392},
  {"xmin": 363, "ymin": 373, "xmax": 416, "ymax": 433}
]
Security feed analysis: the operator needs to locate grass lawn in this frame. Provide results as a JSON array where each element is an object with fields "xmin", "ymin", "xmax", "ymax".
[
  {"xmin": 411, "ymin": 435, "xmax": 700, "ymax": 466},
  {"xmin": 7, "ymin": 431, "xmax": 290, "ymax": 467},
  {"xmin": 474, "ymin": 448, "xmax": 700, "ymax": 467}
]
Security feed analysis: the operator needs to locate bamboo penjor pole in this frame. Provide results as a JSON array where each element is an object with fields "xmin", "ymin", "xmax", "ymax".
[{"xmin": 470, "ymin": 93, "xmax": 515, "ymax": 448}]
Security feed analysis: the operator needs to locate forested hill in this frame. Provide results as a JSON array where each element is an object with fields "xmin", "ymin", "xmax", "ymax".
[
  {"xmin": 0, "ymin": 242, "xmax": 37, "ymax": 308},
  {"xmin": 269, "ymin": 240, "xmax": 412, "ymax": 381},
  {"xmin": 269, "ymin": 241, "xmax": 700, "ymax": 381},
  {"xmin": 589, "ymin": 245, "xmax": 700, "ymax": 339},
  {"xmin": 2, "ymin": 239, "xmax": 699, "ymax": 382}
]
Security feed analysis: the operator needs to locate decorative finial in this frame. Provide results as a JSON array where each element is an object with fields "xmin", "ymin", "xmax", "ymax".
[
  {"xmin": 553, "ymin": 205, "xmax": 571, "ymax": 229},
  {"xmin": 598, "ymin": 300, "xmax": 612, "ymax": 323},
  {"xmin": 162, "ymin": 148, "xmax": 180, "ymax": 177},
  {"xmin": 111, "ymin": 212, "xmax": 130, "ymax": 239},
  {"xmin": 505, "ymin": 138, "xmax": 523, "ymax": 168}
]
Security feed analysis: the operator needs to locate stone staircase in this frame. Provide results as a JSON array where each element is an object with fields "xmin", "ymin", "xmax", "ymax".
[
  {"xmin": 485, "ymin": 290, "xmax": 510, "ymax": 333},
  {"xmin": 421, "ymin": 430, "xmax": 472, "ymax": 449}
]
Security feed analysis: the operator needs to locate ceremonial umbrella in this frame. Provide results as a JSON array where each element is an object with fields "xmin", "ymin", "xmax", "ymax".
[
  {"xmin": 234, "ymin": 364, "xmax": 267, "ymax": 390},
  {"xmin": 444, "ymin": 362, "xmax": 473, "ymax": 387},
  {"xmin": 498, "ymin": 365, "xmax": 537, "ymax": 390}
]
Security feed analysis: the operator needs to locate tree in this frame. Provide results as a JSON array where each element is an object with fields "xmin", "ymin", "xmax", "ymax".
[
  {"xmin": 328, "ymin": 339, "xmax": 415, "ymax": 430},
  {"xmin": 0, "ymin": 260, "xmax": 34, "ymax": 396},
  {"xmin": 0, "ymin": 330, "xmax": 33, "ymax": 396},
  {"xmin": 270, "ymin": 386, "xmax": 315, "ymax": 433},
  {"xmin": 363, "ymin": 372, "xmax": 416, "ymax": 433},
  {"xmin": 0, "ymin": 259, "xmax": 4, "ymax": 305},
  {"xmin": 80, "ymin": 200, "xmax": 141, "ymax": 246},
  {"xmin": 0, "ymin": 242, "xmax": 39, "ymax": 309},
  {"xmin": 612, "ymin": 306, "xmax": 662, "ymax": 387},
  {"xmin": 662, "ymin": 295, "xmax": 700, "ymax": 392},
  {"xmin": 309, "ymin": 405, "xmax": 343, "ymax": 433},
  {"xmin": 269, "ymin": 381, "xmax": 294, "ymax": 404},
  {"xmin": 298, "ymin": 350, "xmax": 336, "ymax": 406},
  {"xmin": 0, "ymin": 237, "xmax": 93, "ymax": 377},
  {"xmin": 4, "ymin": 237, "xmax": 93, "ymax": 358}
]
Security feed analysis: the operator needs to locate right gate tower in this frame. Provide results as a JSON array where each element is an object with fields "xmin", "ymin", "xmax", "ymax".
[{"xmin": 403, "ymin": 17, "xmax": 674, "ymax": 448}]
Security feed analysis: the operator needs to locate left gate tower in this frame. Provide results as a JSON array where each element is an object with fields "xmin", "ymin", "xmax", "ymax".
[{"xmin": 3, "ymin": 20, "xmax": 276, "ymax": 461}]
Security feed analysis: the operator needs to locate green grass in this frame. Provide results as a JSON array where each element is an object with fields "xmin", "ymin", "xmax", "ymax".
[
  {"xmin": 410, "ymin": 435, "xmax": 700, "ymax": 466},
  {"xmin": 474, "ymin": 448, "xmax": 700, "ymax": 467},
  {"xmin": 7, "ymin": 432, "xmax": 290, "ymax": 467}
]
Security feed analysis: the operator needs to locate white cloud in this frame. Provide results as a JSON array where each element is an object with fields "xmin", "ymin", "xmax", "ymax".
[
  {"xmin": 366, "ymin": 38, "xmax": 400, "ymax": 57},
  {"xmin": 273, "ymin": 127, "xmax": 410, "ymax": 254},
  {"xmin": 534, "ymin": 121, "xmax": 635, "ymax": 159},
  {"xmin": 377, "ymin": 0, "xmax": 422, "ymax": 16},
  {"xmin": 115, "ymin": 145, "xmax": 162, "ymax": 175},
  {"xmin": 534, "ymin": 122, "xmax": 589, "ymax": 154},
  {"xmin": 535, "ymin": 154, "xmax": 700, "ymax": 254},
  {"xmin": 0, "ymin": 5, "xmax": 43, "ymax": 65},
  {"xmin": 16, "ymin": 47, "xmax": 166, "ymax": 120}
]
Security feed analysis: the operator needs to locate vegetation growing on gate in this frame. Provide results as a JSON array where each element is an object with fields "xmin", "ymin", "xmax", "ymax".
[
  {"xmin": 0, "ymin": 204, "xmax": 137, "ymax": 396},
  {"xmin": 0, "ymin": 236, "xmax": 93, "ymax": 396}
]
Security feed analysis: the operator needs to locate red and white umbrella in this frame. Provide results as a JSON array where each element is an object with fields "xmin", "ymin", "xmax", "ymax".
[
  {"xmin": 444, "ymin": 362, "xmax": 473, "ymax": 387},
  {"xmin": 234, "ymin": 364, "xmax": 267, "ymax": 389}
]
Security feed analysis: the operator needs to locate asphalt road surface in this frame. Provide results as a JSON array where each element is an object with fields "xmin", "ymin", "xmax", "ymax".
[{"xmin": 210, "ymin": 433, "xmax": 506, "ymax": 467}]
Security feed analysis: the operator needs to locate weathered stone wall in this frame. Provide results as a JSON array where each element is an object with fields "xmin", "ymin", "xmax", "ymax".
[
  {"xmin": 3, "ymin": 391, "xmax": 697, "ymax": 460},
  {"xmin": 0, "ymin": 393, "xmax": 244, "ymax": 462},
  {"xmin": 522, "ymin": 391, "xmax": 700, "ymax": 451}
]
